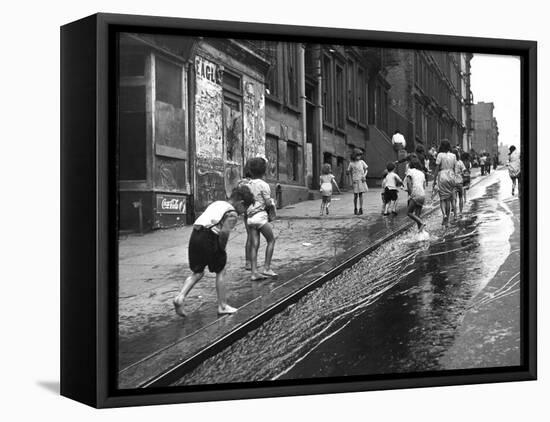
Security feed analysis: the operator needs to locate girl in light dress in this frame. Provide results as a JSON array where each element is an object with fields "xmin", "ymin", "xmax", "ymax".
[
  {"xmin": 432, "ymin": 139, "xmax": 457, "ymax": 227},
  {"xmin": 319, "ymin": 163, "xmax": 341, "ymax": 216},
  {"xmin": 347, "ymin": 148, "xmax": 368, "ymax": 215}
]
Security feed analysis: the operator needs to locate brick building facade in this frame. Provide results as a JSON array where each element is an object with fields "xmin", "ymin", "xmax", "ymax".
[
  {"xmin": 384, "ymin": 49, "xmax": 473, "ymax": 152},
  {"xmin": 117, "ymin": 35, "xmax": 460, "ymax": 232},
  {"xmin": 472, "ymin": 101, "xmax": 499, "ymax": 156}
]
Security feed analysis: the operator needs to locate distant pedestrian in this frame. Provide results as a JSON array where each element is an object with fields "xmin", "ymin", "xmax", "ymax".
[
  {"xmin": 245, "ymin": 157, "xmax": 278, "ymax": 280},
  {"xmin": 453, "ymin": 149, "xmax": 467, "ymax": 216},
  {"xmin": 405, "ymin": 157, "xmax": 427, "ymax": 233},
  {"xmin": 391, "ymin": 129, "xmax": 407, "ymax": 152},
  {"xmin": 479, "ymin": 153, "xmax": 487, "ymax": 175},
  {"xmin": 173, "ymin": 185, "xmax": 255, "ymax": 317},
  {"xmin": 319, "ymin": 163, "xmax": 341, "ymax": 216},
  {"xmin": 381, "ymin": 161, "xmax": 402, "ymax": 215},
  {"xmin": 485, "ymin": 154, "xmax": 492, "ymax": 174},
  {"xmin": 433, "ymin": 139, "xmax": 457, "ymax": 227},
  {"xmin": 347, "ymin": 148, "xmax": 369, "ymax": 215},
  {"xmin": 507, "ymin": 145, "xmax": 521, "ymax": 196}
]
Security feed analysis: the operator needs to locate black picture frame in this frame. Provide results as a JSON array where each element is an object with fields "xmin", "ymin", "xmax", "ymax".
[{"xmin": 60, "ymin": 12, "xmax": 537, "ymax": 408}]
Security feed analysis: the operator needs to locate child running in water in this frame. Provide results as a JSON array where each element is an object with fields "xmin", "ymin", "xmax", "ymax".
[
  {"xmin": 173, "ymin": 185, "xmax": 254, "ymax": 316},
  {"xmin": 405, "ymin": 157, "xmax": 427, "ymax": 233},
  {"xmin": 319, "ymin": 163, "xmax": 341, "ymax": 215},
  {"xmin": 381, "ymin": 161, "xmax": 403, "ymax": 215},
  {"xmin": 347, "ymin": 148, "xmax": 368, "ymax": 215}
]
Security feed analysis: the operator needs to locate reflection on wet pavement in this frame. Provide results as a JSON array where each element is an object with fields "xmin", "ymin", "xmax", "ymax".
[{"xmin": 173, "ymin": 171, "xmax": 517, "ymax": 385}]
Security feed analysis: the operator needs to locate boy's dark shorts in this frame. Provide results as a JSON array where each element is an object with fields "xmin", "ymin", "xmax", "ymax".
[
  {"xmin": 383, "ymin": 188, "xmax": 398, "ymax": 203},
  {"xmin": 188, "ymin": 227, "xmax": 227, "ymax": 273}
]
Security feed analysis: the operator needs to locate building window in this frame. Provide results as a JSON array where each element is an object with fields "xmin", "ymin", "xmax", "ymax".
[
  {"xmin": 286, "ymin": 43, "xmax": 299, "ymax": 108},
  {"xmin": 287, "ymin": 142, "xmax": 299, "ymax": 182},
  {"xmin": 347, "ymin": 60, "xmax": 356, "ymax": 120},
  {"xmin": 155, "ymin": 56, "xmax": 182, "ymax": 108},
  {"xmin": 266, "ymin": 42, "xmax": 282, "ymax": 100},
  {"xmin": 335, "ymin": 62, "xmax": 345, "ymax": 129},
  {"xmin": 119, "ymin": 85, "xmax": 147, "ymax": 181},
  {"xmin": 357, "ymin": 67, "xmax": 367, "ymax": 124},
  {"xmin": 223, "ymin": 71, "xmax": 242, "ymax": 94},
  {"xmin": 322, "ymin": 55, "xmax": 333, "ymax": 124}
]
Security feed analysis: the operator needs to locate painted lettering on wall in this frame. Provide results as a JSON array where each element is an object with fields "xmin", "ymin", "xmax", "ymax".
[{"xmin": 195, "ymin": 56, "xmax": 222, "ymax": 85}]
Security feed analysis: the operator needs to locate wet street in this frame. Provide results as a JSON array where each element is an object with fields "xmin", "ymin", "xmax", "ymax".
[{"xmin": 173, "ymin": 169, "xmax": 520, "ymax": 386}]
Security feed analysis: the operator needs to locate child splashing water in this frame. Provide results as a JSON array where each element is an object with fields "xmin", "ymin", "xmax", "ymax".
[
  {"xmin": 405, "ymin": 158, "xmax": 428, "ymax": 238},
  {"xmin": 381, "ymin": 161, "xmax": 402, "ymax": 215},
  {"xmin": 319, "ymin": 163, "xmax": 341, "ymax": 216}
]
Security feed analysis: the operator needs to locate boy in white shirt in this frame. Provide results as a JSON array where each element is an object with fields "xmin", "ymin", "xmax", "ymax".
[
  {"xmin": 405, "ymin": 158, "xmax": 427, "ymax": 233},
  {"xmin": 173, "ymin": 185, "xmax": 254, "ymax": 316},
  {"xmin": 381, "ymin": 162, "xmax": 403, "ymax": 215}
]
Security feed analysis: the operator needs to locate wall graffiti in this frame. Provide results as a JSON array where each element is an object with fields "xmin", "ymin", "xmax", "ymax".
[
  {"xmin": 195, "ymin": 57, "xmax": 223, "ymax": 159},
  {"xmin": 243, "ymin": 77, "xmax": 266, "ymax": 160}
]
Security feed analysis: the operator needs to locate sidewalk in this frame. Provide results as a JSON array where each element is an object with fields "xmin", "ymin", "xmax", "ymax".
[{"xmin": 118, "ymin": 169, "xmax": 480, "ymax": 388}]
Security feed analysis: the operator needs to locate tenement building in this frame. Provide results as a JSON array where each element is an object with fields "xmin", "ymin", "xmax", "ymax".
[
  {"xmin": 471, "ymin": 101, "xmax": 499, "ymax": 157},
  {"xmin": 384, "ymin": 49, "xmax": 473, "ymax": 152},
  {"xmin": 117, "ymin": 34, "xmax": 413, "ymax": 232}
]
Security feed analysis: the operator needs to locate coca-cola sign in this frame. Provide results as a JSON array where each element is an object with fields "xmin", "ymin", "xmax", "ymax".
[{"xmin": 156, "ymin": 194, "xmax": 186, "ymax": 214}]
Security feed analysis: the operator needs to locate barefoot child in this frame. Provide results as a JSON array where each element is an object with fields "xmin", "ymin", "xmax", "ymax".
[
  {"xmin": 319, "ymin": 163, "xmax": 341, "ymax": 215},
  {"xmin": 381, "ymin": 161, "xmax": 402, "ymax": 215},
  {"xmin": 246, "ymin": 157, "xmax": 278, "ymax": 280},
  {"xmin": 347, "ymin": 148, "xmax": 368, "ymax": 215},
  {"xmin": 405, "ymin": 158, "xmax": 427, "ymax": 232},
  {"xmin": 173, "ymin": 186, "xmax": 254, "ymax": 316}
]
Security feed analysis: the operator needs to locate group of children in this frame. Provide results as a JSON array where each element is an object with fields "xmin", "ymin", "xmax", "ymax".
[
  {"xmin": 173, "ymin": 156, "xmax": 278, "ymax": 317},
  {"xmin": 319, "ymin": 147, "xmax": 428, "ymax": 234},
  {"xmin": 173, "ymin": 144, "xmax": 473, "ymax": 318}
]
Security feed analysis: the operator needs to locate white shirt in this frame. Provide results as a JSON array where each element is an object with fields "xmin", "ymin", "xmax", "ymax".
[
  {"xmin": 194, "ymin": 201, "xmax": 237, "ymax": 234},
  {"xmin": 391, "ymin": 132, "xmax": 406, "ymax": 148}
]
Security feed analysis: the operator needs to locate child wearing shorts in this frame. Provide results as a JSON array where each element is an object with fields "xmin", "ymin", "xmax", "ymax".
[
  {"xmin": 381, "ymin": 161, "xmax": 402, "ymax": 215},
  {"xmin": 319, "ymin": 163, "xmax": 341, "ymax": 216},
  {"xmin": 173, "ymin": 185, "xmax": 254, "ymax": 316},
  {"xmin": 405, "ymin": 158, "xmax": 427, "ymax": 232}
]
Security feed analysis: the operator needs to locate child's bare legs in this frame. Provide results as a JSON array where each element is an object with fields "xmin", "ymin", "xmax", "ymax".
[
  {"xmin": 215, "ymin": 269, "xmax": 237, "ymax": 314},
  {"xmin": 174, "ymin": 271, "xmax": 204, "ymax": 316},
  {"xmin": 390, "ymin": 199, "xmax": 397, "ymax": 213},
  {"xmin": 457, "ymin": 189, "xmax": 464, "ymax": 214},
  {"xmin": 259, "ymin": 222, "xmax": 277, "ymax": 276},
  {"xmin": 407, "ymin": 200, "xmax": 424, "ymax": 230},
  {"xmin": 249, "ymin": 227, "xmax": 266, "ymax": 280},
  {"xmin": 511, "ymin": 177, "xmax": 517, "ymax": 195},
  {"xmin": 244, "ymin": 222, "xmax": 252, "ymax": 270},
  {"xmin": 353, "ymin": 193, "xmax": 358, "ymax": 213},
  {"xmin": 320, "ymin": 200, "xmax": 325, "ymax": 216},
  {"xmin": 358, "ymin": 193, "xmax": 364, "ymax": 214},
  {"xmin": 325, "ymin": 199, "xmax": 330, "ymax": 214}
]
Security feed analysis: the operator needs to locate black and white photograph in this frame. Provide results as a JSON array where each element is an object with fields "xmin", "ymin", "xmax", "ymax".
[
  {"xmin": 9, "ymin": 0, "xmax": 549, "ymax": 419},
  {"xmin": 115, "ymin": 32, "xmax": 527, "ymax": 390}
]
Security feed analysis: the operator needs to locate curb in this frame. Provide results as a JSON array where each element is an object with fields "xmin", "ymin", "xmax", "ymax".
[{"xmin": 131, "ymin": 175, "xmax": 486, "ymax": 388}]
